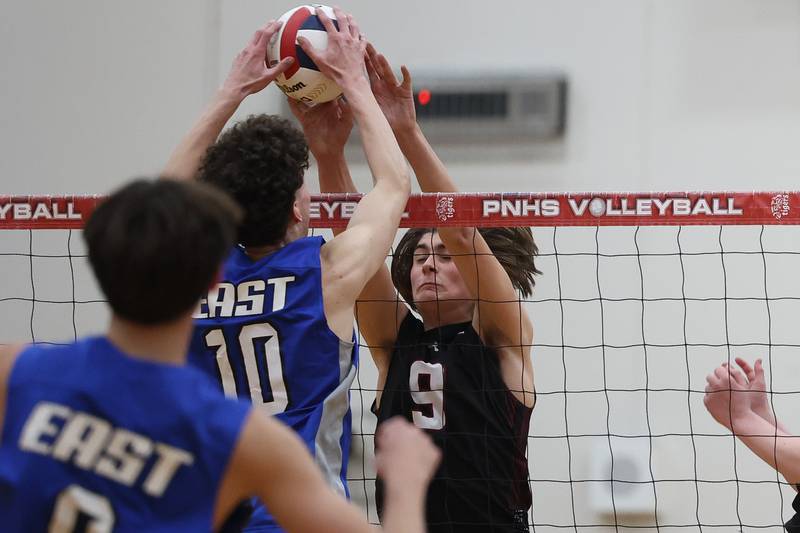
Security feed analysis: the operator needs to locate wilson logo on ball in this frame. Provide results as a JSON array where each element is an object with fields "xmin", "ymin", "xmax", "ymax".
[{"xmin": 278, "ymin": 81, "xmax": 307, "ymax": 93}]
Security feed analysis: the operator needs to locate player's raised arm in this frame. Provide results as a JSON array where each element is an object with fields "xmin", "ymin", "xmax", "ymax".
[
  {"xmin": 297, "ymin": 8, "xmax": 411, "ymax": 341},
  {"xmin": 367, "ymin": 45, "xmax": 536, "ymax": 405},
  {"xmin": 289, "ymin": 97, "xmax": 405, "ymax": 375},
  {"xmin": 163, "ymin": 21, "xmax": 294, "ymax": 181},
  {"xmin": 704, "ymin": 361, "xmax": 800, "ymax": 485},
  {"xmin": 286, "ymin": 98, "xmax": 355, "ymax": 238},
  {"xmin": 218, "ymin": 412, "xmax": 438, "ymax": 533}
]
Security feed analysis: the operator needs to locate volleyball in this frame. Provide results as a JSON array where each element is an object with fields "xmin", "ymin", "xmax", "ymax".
[{"xmin": 267, "ymin": 4, "xmax": 343, "ymax": 104}]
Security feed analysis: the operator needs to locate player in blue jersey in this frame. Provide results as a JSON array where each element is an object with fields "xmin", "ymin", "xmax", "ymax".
[
  {"xmin": 163, "ymin": 9, "xmax": 412, "ymax": 531},
  {"xmin": 0, "ymin": 179, "xmax": 438, "ymax": 533}
]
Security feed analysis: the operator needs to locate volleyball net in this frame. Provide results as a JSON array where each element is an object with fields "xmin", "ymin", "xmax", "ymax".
[{"xmin": 2, "ymin": 191, "xmax": 800, "ymax": 532}]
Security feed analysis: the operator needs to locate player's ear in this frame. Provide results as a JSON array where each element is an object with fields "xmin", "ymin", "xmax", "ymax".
[{"xmin": 292, "ymin": 198, "xmax": 303, "ymax": 223}]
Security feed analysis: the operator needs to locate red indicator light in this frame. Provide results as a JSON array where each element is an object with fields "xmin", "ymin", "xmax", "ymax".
[{"xmin": 417, "ymin": 89, "xmax": 431, "ymax": 106}]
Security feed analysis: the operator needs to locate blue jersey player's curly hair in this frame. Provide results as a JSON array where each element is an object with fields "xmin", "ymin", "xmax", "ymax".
[{"xmin": 198, "ymin": 114, "xmax": 310, "ymax": 247}]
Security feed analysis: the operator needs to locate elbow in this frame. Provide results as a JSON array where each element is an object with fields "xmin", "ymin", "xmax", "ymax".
[
  {"xmin": 781, "ymin": 467, "xmax": 800, "ymax": 487},
  {"xmin": 383, "ymin": 170, "xmax": 411, "ymax": 211},
  {"xmin": 441, "ymin": 227, "xmax": 477, "ymax": 250},
  {"xmin": 396, "ymin": 168, "xmax": 412, "ymax": 197}
]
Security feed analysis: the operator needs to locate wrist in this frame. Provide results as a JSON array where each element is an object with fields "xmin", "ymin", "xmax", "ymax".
[
  {"xmin": 754, "ymin": 403, "xmax": 777, "ymax": 423},
  {"xmin": 311, "ymin": 150, "xmax": 346, "ymax": 164},
  {"xmin": 214, "ymin": 87, "xmax": 247, "ymax": 110},
  {"xmin": 383, "ymin": 476, "xmax": 426, "ymax": 502},
  {"xmin": 731, "ymin": 408, "xmax": 762, "ymax": 431},
  {"xmin": 338, "ymin": 77, "xmax": 372, "ymax": 100},
  {"xmin": 393, "ymin": 122, "xmax": 422, "ymax": 142}
]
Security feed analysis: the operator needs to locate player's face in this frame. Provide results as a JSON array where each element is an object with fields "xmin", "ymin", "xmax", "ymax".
[{"xmin": 409, "ymin": 232, "xmax": 473, "ymax": 313}]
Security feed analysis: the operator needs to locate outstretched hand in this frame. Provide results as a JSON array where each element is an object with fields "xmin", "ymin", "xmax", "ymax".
[
  {"xmin": 732, "ymin": 357, "xmax": 777, "ymax": 422},
  {"xmin": 365, "ymin": 43, "xmax": 416, "ymax": 132},
  {"xmin": 703, "ymin": 362, "xmax": 756, "ymax": 432},
  {"xmin": 297, "ymin": 7, "xmax": 367, "ymax": 90},
  {"xmin": 222, "ymin": 20, "xmax": 295, "ymax": 99},
  {"xmin": 288, "ymin": 97, "xmax": 353, "ymax": 158}
]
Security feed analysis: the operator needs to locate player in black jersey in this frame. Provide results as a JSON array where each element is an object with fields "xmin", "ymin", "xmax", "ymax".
[
  {"xmin": 705, "ymin": 358, "xmax": 800, "ymax": 531},
  {"xmin": 296, "ymin": 43, "xmax": 541, "ymax": 532}
]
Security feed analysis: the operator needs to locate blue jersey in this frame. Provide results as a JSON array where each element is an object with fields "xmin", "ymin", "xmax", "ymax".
[
  {"xmin": 189, "ymin": 236, "xmax": 357, "ymax": 532},
  {"xmin": 0, "ymin": 337, "xmax": 251, "ymax": 533}
]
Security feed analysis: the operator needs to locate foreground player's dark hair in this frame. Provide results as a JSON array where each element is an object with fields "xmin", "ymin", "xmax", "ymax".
[
  {"xmin": 85, "ymin": 179, "xmax": 242, "ymax": 324},
  {"xmin": 198, "ymin": 114, "xmax": 309, "ymax": 247},
  {"xmin": 391, "ymin": 227, "xmax": 542, "ymax": 311}
]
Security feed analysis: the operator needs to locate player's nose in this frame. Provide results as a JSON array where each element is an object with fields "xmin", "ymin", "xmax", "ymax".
[{"xmin": 422, "ymin": 254, "xmax": 438, "ymax": 273}]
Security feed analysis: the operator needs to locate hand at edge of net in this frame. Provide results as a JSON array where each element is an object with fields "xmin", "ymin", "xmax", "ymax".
[
  {"xmin": 704, "ymin": 362, "xmax": 761, "ymax": 433},
  {"xmin": 730, "ymin": 357, "xmax": 776, "ymax": 422}
]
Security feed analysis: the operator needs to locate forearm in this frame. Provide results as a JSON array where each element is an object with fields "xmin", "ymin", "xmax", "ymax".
[
  {"xmin": 734, "ymin": 412, "xmax": 800, "ymax": 484},
  {"xmin": 394, "ymin": 124, "xmax": 457, "ymax": 193},
  {"xmin": 345, "ymin": 83, "xmax": 410, "ymax": 196},
  {"xmin": 315, "ymin": 153, "xmax": 355, "ymax": 236},
  {"xmin": 163, "ymin": 89, "xmax": 243, "ymax": 181},
  {"xmin": 393, "ymin": 124, "xmax": 472, "ymax": 242},
  {"xmin": 315, "ymin": 153, "xmax": 357, "ymax": 193},
  {"xmin": 379, "ymin": 481, "xmax": 426, "ymax": 533}
]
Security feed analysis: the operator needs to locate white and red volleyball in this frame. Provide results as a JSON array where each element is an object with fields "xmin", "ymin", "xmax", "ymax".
[{"xmin": 267, "ymin": 4, "xmax": 343, "ymax": 104}]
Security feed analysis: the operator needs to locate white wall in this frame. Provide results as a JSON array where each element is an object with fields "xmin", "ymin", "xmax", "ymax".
[
  {"xmin": 2, "ymin": 1, "xmax": 800, "ymax": 531},
  {"xmin": 0, "ymin": 0, "xmax": 221, "ymax": 194},
  {"xmin": 4, "ymin": 1, "xmax": 798, "ymax": 194},
  {"xmin": 217, "ymin": 0, "xmax": 800, "ymax": 194}
]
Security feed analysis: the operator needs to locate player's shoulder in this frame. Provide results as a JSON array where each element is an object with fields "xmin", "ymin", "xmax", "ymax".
[
  {"xmin": 160, "ymin": 365, "xmax": 251, "ymax": 447},
  {"xmin": 245, "ymin": 236, "xmax": 325, "ymax": 269},
  {"xmin": 171, "ymin": 362, "xmax": 232, "ymax": 404},
  {"xmin": 174, "ymin": 364, "xmax": 250, "ymax": 417},
  {"xmin": 285, "ymin": 235, "xmax": 325, "ymax": 258},
  {"xmin": 8, "ymin": 338, "xmax": 96, "ymax": 384}
]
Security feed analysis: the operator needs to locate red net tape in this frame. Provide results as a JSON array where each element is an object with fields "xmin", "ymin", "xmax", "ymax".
[{"xmin": 0, "ymin": 192, "xmax": 798, "ymax": 230}]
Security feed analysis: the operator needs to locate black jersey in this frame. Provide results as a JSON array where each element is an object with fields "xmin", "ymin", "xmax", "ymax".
[
  {"xmin": 786, "ymin": 489, "xmax": 800, "ymax": 532},
  {"xmin": 375, "ymin": 314, "xmax": 533, "ymax": 533}
]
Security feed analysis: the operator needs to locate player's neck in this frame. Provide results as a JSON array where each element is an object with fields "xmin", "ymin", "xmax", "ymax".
[
  {"xmin": 419, "ymin": 302, "xmax": 474, "ymax": 331},
  {"xmin": 106, "ymin": 313, "xmax": 193, "ymax": 366},
  {"xmin": 244, "ymin": 225, "xmax": 306, "ymax": 261}
]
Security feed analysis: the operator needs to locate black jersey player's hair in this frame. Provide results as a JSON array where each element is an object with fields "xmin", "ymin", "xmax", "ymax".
[
  {"xmin": 198, "ymin": 114, "xmax": 309, "ymax": 247},
  {"xmin": 84, "ymin": 178, "xmax": 242, "ymax": 325},
  {"xmin": 390, "ymin": 227, "xmax": 542, "ymax": 311}
]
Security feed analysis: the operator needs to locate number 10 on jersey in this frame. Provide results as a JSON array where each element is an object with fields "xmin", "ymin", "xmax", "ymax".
[{"xmin": 204, "ymin": 322, "xmax": 288, "ymax": 415}]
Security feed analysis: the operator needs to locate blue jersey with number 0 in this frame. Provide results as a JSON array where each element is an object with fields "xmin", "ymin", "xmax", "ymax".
[
  {"xmin": 0, "ymin": 337, "xmax": 251, "ymax": 533},
  {"xmin": 189, "ymin": 236, "xmax": 357, "ymax": 532}
]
